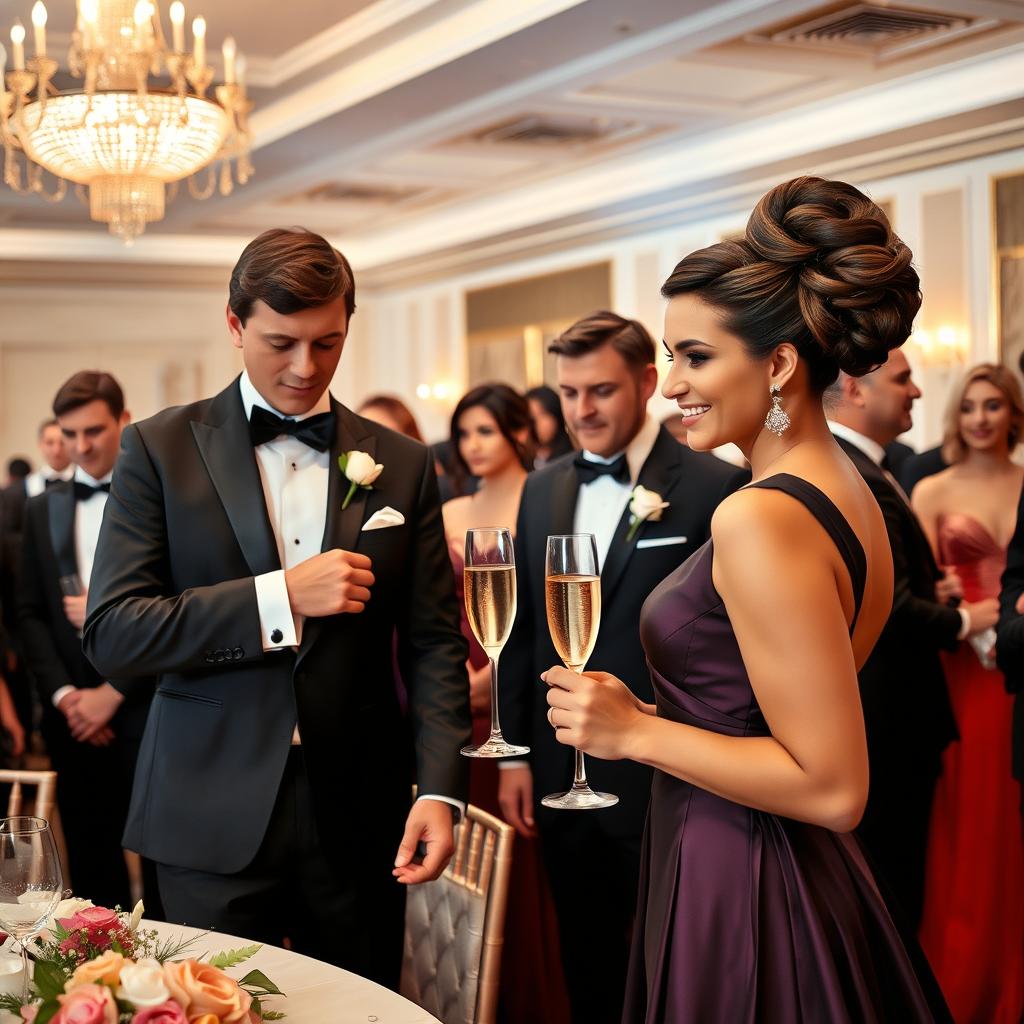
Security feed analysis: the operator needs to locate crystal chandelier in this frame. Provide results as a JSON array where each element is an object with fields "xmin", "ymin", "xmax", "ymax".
[{"xmin": 0, "ymin": 0, "xmax": 252, "ymax": 242}]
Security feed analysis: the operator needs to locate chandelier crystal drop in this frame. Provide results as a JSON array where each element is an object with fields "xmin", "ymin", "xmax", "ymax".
[{"xmin": 0, "ymin": 0, "xmax": 252, "ymax": 242}]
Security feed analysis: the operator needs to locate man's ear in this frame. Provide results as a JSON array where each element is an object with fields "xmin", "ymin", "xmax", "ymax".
[{"xmin": 226, "ymin": 304, "xmax": 244, "ymax": 350}]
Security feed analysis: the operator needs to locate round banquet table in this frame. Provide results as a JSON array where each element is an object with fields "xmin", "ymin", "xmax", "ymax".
[{"xmin": 150, "ymin": 921, "xmax": 442, "ymax": 1023}]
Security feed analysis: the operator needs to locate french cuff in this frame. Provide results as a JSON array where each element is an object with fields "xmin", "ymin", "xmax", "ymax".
[
  {"xmin": 254, "ymin": 570, "xmax": 298, "ymax": 650},
  {"xmin": 497, "ymin": 759, "xmax": 528, "ymax": 771},
  {"xmin": 417, "ymin": 794, "xmax": 466, "ymax": 823},
  {"xmin": 957, "ymin": 607, "xmax": 971, "ymax": 641},
  {"xmin": 52, "ymin": 685, "xmax": 76, "ymax": 709}
]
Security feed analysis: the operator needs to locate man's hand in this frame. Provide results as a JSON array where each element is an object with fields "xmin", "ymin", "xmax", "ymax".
[
  {"xmin": 284, "ymin": 550, "xmax": 374, "ymax": 618},
  {"xmin": 498, "ymin": 764, "xmax": 536, "ymax": 837},
  {"xmin": 0, "ymin": 679, "xmax": 25, "ymax": 758},
  {"xmin": 468, "ymin": 662, "xmax": 491, "ymax": 716},
  {"xmin": 1015, "ymin": 592, "xmax": 1024, "ymax": 616},
  {"xmin": 963, "ymin": 597, "xmax": 999, "ymax": 637},
  {"xmin": 936, "ymin": 569, "xmax": 964, "ymax": 605},
  {"xmin": 63, "ymin": 592, "xmax": 88, "ymax": 630},
  {"xmin": 61, "ymin": 683, "xmax": 123, "ymax": 742},
  {"xmin": 393, "ymin": 799, "xmax": 455, "ymax": 885}
]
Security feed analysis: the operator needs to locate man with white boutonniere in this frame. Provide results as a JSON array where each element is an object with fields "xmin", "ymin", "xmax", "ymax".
[
  {"xmin": 82, "ymin": 229, "xmax": 471, "ymax": 989},
  {"xmin": 499, "ymin": 311, "xmax": 747, "ymax": 1024}
]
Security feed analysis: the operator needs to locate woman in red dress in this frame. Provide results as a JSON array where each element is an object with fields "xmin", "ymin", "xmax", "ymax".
[{"xmin": 914, "ymin": 363, "xmax": 1024, "ymax": 1022}]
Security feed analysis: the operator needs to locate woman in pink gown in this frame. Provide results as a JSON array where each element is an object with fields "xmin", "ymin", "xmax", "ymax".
[{"xmin": 914, "ymin": 363, "xmax": 1024, "ymax": 1023}]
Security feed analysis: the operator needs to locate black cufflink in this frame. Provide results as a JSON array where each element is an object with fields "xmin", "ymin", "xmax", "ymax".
[{"xmin": 271, "ymin": 629, "xmax": 283, "ymax": 644}]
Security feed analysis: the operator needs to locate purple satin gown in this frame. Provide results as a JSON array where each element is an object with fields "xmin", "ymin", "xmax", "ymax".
[{"xmin": 623, "ymin": 474, "xmax": 950, "ymax": 1023}]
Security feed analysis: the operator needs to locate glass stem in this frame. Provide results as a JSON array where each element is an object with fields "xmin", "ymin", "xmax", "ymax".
[
  {"xmin": 488, "ymin": 653, "xmax": 502, "ymax": 740},
  {"xmin": 573, "ymin": 749, "xmax": 589, "ymax": 789},
  {"xmin": 19, "ymin": 940, "xmax": 28, "ymax": 1002}
]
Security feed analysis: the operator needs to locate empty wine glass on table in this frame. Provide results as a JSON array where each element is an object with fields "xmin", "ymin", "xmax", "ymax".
[
  {"xmin": 0, "ymin": 817, "xmax": 63, "ymax": 998},
  {"xmin": 543, "ymin": 534, "xmax": 618, "ymax": 809},
  {"xmin": 461, "ymin": 527, "xmax": 530, "ymax": 758}
]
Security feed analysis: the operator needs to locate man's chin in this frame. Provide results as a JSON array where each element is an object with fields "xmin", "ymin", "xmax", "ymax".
[{"xmin": 275, "ymin": 386, "xmax": 324, "ymax": 414}]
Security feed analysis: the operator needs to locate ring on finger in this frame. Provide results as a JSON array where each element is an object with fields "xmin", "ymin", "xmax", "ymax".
[{"xmin": 547, "ymin": 707, "xmax": 556, "ymax": 727}]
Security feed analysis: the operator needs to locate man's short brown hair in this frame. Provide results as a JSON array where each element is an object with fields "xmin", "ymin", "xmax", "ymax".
[
  {"xmin": 548, "ymin": 310, "xmax": 656, "ymax": 370},
  {"xmin": 228, "ymin": 227, "xmax": 356, "ymax": 325},
  {"xmin": 53, "ymin": 371, "xmax": 125, "ymax": 419}
]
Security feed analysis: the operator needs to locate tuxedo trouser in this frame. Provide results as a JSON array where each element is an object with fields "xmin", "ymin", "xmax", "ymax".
[
  {"xmin": 117, "ymin": 735, "xmax": 164, "ymax": 922},
  {"xmin": 157, "ymin": 746, "xmax": 406, "ymax": 990},
  {"xmin": 538, "ymin": 809, "xmax": 641, "ymax": 1024}
]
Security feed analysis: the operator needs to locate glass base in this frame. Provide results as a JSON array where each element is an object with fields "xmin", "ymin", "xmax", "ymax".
[
  {"xmin": 461, "ymin": 737, "xmax": 530, "ymax": 759},
  {"xmin": 541, "ymin": 785, "xmax": 618, "ymax": 810}
]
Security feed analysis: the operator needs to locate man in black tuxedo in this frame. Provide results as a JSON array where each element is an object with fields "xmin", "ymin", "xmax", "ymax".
[
  {"xmin": 17, "ymin": 373, "xmax": 154, "ymax": 909},
  {"xmin": 828, "ymin": 349, "xmax": 998, "ymax": 925},
  {"xmin": 83, "ymin": 228, "xmax": 470, "ymax": 986},
  {"xmin": 499, "ymin": 312, "xmax": 747, "ymax": 1024},
  {"xmin": 997, "ymin": 484, "xmax": 1024, "ymax": 819}
]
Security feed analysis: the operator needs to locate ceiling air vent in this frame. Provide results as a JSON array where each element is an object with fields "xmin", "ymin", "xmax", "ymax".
[
  {"xmin": 762, "ymin": 3, "xmax": 989, "ymax": 58},
  {"xmin": 289, "ymin": 182, "xmax": 426, "ymax": 204},
  {"xmin": 470, "ymin": 114, "xmax": 630, "ymax": 147}
]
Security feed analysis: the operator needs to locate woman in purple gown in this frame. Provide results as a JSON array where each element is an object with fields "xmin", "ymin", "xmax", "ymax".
[{"xmin": 542, "ymin": 177, "xmax": 951, "ymax": 1022}]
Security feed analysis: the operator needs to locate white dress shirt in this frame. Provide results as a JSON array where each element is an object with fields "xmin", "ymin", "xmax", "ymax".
[
  {"xmin": 829, "ymin": 419, "xmax": 970, "ymax": 640},
  {"xmin": 574, "ymin": 415, "xmax": 661, "ymax": 568},
  {"xmin": 25, "ymin": 464, "xmax": 74, "ymax": 498}
]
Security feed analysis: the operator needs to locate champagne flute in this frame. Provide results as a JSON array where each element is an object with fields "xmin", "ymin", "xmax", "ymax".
[
  {"xmin": 0, "ymin": 817, "xmax": 63, "ymax": 998},
  {"xmin": 542, "ymin": 534, "xmax": 618, "ymax": 809},
  {"xmin": 461, "ymin": 527, "xmax": 530, "ymax": 758}
]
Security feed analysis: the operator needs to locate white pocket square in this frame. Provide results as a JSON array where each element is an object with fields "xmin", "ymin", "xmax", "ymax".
[
  {"xmin": 362, "ymin": 506, "xmax": 405, "ymax": 531},
  {"xmin": 636, "ymin": 535, "xmax": 688, "ymax": 549}
]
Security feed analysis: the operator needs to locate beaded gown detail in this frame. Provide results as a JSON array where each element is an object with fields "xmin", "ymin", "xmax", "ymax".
[
  {"xmin": 919, "ymin": 514, "xmax": 1024, "ymax": 1023},
  {"xmin": 622, "ymin": 474, "xmax": 950, "ymax": 1023}
]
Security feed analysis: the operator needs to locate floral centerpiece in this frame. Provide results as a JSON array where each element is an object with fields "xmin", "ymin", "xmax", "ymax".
[{"xmin": 0, "ymin": 899, "xmax": 284, "ymax": 1024}]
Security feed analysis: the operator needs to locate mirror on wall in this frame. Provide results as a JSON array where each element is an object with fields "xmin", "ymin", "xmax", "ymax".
[{"xmin": 995, "ymin": 171, "xmax": 1024, "ymax": 372}]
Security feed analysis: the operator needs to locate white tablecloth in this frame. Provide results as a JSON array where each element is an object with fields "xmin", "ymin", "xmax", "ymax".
[{"xmin": 147, "ymin": 921, "xmax": 442, "ymax": 1023}]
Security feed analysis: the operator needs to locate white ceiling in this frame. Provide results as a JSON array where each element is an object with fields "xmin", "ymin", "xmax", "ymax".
[{"xmin": 0, "ymin": 0, "xmax": 1023, "ymax": 284}]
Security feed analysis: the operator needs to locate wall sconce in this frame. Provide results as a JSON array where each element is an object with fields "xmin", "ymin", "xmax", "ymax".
[
  {"xmin": 415, "ymin": 381, "xmax": 455, "ymax": 401},
  {"xmin": 907, "ymin": 325, "xmax": 970, "ymax": 368}
]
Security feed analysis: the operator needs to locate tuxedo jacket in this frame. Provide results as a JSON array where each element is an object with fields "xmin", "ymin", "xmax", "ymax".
[
  {"xmin": 83, "ymin": 379, "xmax": 471, "ymax": 875},
  {"xmin": 502, "ymin": 427, "xmax": 748, "ymax": 838},
  {"xmin": 0, "ymin": 481, "xmax": 27, "ymax": 646},
  {"xmin": 836, "ymin": 438, "xmax": 958, "ymax": 774},
  {"xmin": 996, "ymin": 483, "xmax": 1024, "ymax": 787},
  {"xmin": 16, "ymin": 480, "xmax": 153, "ymax": 741}
]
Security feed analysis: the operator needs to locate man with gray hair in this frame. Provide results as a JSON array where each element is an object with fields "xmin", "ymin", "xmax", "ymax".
[{"xmin": 828, "ymin": 349, "xmax": 998, "ymax": 926}]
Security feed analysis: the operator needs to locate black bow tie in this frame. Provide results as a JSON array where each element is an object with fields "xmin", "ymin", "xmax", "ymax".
[
  {"xmin": 248, "ymin": 406, "xmax": 336, "ymax": 452},
  {"xmin": 573, "ymin": 452, "xmax": 629, "ymax": 485},
  {"xmin": 73, "ymin": 481, "xmax": 110, "ymax": 501},
  {"xmin": 44, "ymin": 477, "xmax": 61, "ymax": 490}
]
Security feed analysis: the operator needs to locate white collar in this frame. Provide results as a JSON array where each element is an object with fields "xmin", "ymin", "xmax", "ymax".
[
  {"xmin": 238, "ymin": 370, "xmax": 331, "ymax": 424},
  {"xmin": 74, "ymin": 465, "xmax": 112, "ymax": 487},
  {"xmin": 41, "ymin": 465, "xmax": 73, "ymax": 482},
  {"xmin": 580, "ymin": 414, "xmax": 660, "ymax": 484},
  {"xmin": 828, "ymin": 420, "xmax": 887, "ymax": 466}
]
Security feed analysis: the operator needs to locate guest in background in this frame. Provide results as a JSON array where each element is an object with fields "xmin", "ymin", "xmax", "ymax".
[
  {"xmin": 885, "ymin": 438, "xmax": 916, "ymax": 480},
  {"xmin": 998, "ymin": 468, "xmax": 1024, "ymax": 827},
  {"xmin": 442, "ymin": 383, "xmax": 570, "ymax": 1024},
  {"xmin": 901, "ymin": 443, "xmax": 949, "ymax": 495},
  {"xmin": 500, "ymin": 311, "xmax": 747, "ymax": 1024},
  {"xmin": 526, "ymin": 384, "xmax": 573, "ymax": 467},
  {"xmin": 357, "ymin": 393, "xmax": 426, "ymax": 442},
  {"xmin": 914, "ymin": 363, "xmax": 1024, "ymax": 1023},
  {"xmin": 17, "ymin": 372, "xmax": 156, "ymax": 911},
  {"xmin": 4, "ymin": 458, "xmax": 31, "ymax": 488},
  {"xmin": 828, "ymin": 352, "xmax": 998, "ymax": 928}
]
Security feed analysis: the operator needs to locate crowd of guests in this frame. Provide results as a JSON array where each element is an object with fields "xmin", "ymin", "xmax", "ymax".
[{"xmin": 0, "ymin": 204, "xmax": 1021, "ymax": 1023}]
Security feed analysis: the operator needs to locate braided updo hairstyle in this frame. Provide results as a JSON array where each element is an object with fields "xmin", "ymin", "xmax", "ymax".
[{"xmin": 662, "ymin": 177, "xmax": 921, "ymax": 392}]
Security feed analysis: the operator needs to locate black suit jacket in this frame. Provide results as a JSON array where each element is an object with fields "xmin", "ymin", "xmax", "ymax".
[
  {"xmin": 16, "ymin": 481, "xmax": 152, "ymax": 739},
  {"xmin": 502, "ymin": 427, "xmax": 748, "ymax": 837},
  {"xmin": 83, "ymin": 379, "xmax": 471, "ymax": 875},
  {"xmin": 835, "ymin": 437, "xmax": 958, "ymax": 774},
  {"xmin": 996, "ymin": 483, "xmax": 1024, "ymax": 786},
  {"xmin": 0, "ymin": 481, "xmax": 27, "ymax": 646},
  {"xmin": 899, "ymin": 444, "xmax": 949, "ymax": 497}
]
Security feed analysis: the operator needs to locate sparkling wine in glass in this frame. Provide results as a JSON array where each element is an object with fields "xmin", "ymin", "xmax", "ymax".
[
  {"xmin": 461, "ymin": 527, "xmax": 530, "ymax": 758},
  {"xmin": 543, "ymin": 534, "xmax": 618, "ymax": 809},
  {"xmin": 0, "ymin": 817, "xmax": 63, "ymax": 998}
]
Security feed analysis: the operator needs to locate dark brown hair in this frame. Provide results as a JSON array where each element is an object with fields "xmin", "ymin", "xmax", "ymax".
[
  {"xmin": 229, "ymin": 227, "xmax": 356, "ymax": 325},
  {"xmin": 53, "ymin": 371, "xmax": 125, "ymax": 419},
  {"xmin": 450, "ymin": 384, "xmax": 533, "ymax": 485},
  {"xmin": 942, "ymin": 362, "xmax": 1024, "ymax": 463},
  {"xmin": 548, "ymin": 311, "xmax": 656, "ymax": 370},
  {"xmin": 357, "ymin": 394, "xmax": 424, "ymax": 443},
  {"xmin": 662, "ymin": 176, "xmax": 921, "ymax": 392}
]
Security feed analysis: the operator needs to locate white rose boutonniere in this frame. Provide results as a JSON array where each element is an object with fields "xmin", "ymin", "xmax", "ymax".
[
  {"xmin": 339, "ymin": 450, "xmax": 384, "ymax": 510},
  {"xmin": 626, "ymin": 485, "xmax": 669, "ymax": 542}
]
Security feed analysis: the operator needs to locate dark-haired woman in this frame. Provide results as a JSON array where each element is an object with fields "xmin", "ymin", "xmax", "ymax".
[
  {"xmin": 526, "ymin": 385, "xmax": 573, "ymax": 467},
  {"xmin": 356, "ymin": 393, "xmax": 425, "ymax": 443},
  {"xmin": 442, "ymin": 384, "xmax": 570, "ymax": 1024},
  {"xmin": 540, "ymin": 177, "xmax": 951, "ymax": 1021}
]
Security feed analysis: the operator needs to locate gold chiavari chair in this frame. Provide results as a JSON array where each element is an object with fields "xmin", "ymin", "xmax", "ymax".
[{"xmin": 401, "ymin": 803, "xmax": 514, "ymax": 1024}]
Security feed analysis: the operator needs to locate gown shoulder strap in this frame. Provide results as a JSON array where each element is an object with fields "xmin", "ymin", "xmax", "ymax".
[{"xmin": 746, "ymin": 473, "xmax": 868, "ymax": 632}]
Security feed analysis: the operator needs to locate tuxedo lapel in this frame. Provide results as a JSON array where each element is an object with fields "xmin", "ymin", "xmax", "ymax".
[
  {"xmin": 46, "ymin": 482, "xmax": 78, "ymax": 579},
  {"xmin": 191, "ymin": 382, "xmax": 280, "ymax": 578},
  {"xmin": 549, "ymin": 459, "xmax": 580, "ymax": 538},
  {"xmin": 601, "ymin": 428, "xmax": 681, "ymax": 602}
]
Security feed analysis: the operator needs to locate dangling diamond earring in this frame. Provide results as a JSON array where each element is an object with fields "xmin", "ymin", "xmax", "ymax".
[{"xmin": 764, "ymin": 383, "xmax": 790, "ymax": 437}]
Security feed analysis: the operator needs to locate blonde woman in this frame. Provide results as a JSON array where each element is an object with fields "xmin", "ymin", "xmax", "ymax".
[{"xmin": 913, "ymin": 363, "xmax": 1024, "ymax": 1023}]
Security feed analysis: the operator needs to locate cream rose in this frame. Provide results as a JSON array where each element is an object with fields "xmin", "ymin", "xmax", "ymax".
[
  {"xmin": 163, "ymin": 960, "xmax": 252, "ymax": 1023},
  {"xmin": 629, "ymin": 485, "xmax": 669, "ymax": 523},
  {"xmin": 344, "ymin": 450, "xmax": 384, "ymax": 486},
  {"xmin": 66, "ymin": 950, "xmax": 126, "ymax": 991},
  {"xmin": 118, "ymin": 958, "xmax": 171, "ymax": 1008}
]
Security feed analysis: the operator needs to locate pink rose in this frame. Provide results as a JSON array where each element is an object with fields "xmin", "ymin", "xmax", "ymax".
[
  {"xmin": 19, "ymin": 1006, "xmax": 38, "ymax": 1023},
  {"xmin": 51, "ymin": 983, "xmax": 118, "ymax": 1024},
  {"xmin": 130, "ymin": 1002, "xmax": 189, "ymax": 1024},
  {"xmin": 58, "ymin": 907, "xmax": 122, "ymax": 950}
]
